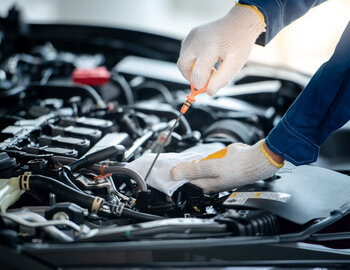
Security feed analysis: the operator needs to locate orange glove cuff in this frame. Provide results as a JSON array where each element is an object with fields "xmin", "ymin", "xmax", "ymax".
[{"xmin": 259, "ymin": 142, "xmax": 284, "ymax": 168}]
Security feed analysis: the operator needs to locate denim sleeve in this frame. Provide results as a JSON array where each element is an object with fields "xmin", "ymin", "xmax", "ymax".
[
  {"xmin": 239, "ymin": 0, "xmax": 326, "ymax": 45},
  {"xmin": 265, "ymin": 22, "xmax": 350, "ymax": 165}
]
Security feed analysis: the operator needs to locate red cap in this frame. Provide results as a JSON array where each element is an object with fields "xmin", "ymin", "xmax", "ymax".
[{"xmin": 72, "ymin": 66, "xmax": 111, "ymax": 86}]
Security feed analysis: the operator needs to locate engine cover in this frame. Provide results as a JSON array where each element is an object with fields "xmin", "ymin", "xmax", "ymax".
[{"xmin": 224, "ymin": 164, "xmax": 350, "ymax": 224}]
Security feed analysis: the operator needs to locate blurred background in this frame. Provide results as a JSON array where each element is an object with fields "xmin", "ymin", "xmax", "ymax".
[{"xmin": 0, "ymin": 0, "xmax": 349, "ymax": 75}]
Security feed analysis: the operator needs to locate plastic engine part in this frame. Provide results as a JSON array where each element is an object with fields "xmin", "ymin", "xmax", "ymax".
[{"xmin": 215, "ymin": 209, "xmax": 280, "ymax": 236}]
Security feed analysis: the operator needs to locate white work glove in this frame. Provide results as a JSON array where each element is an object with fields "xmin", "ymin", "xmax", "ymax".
[
  {"xmin": 125, "ymin": 143, "xmax": 224, "ymax": 196},
  {"xmin": 178, "ymin": 4, "xmax": 265, "ymax": 96},
  {"xmin": 170, "ymin": 140, "xmax": 284, "ymax": 193}
]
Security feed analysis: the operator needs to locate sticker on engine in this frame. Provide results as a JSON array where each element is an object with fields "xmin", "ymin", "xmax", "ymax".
[{"xmin": 223, "ymin": 191, "xmax": 291, "ymax": 206}]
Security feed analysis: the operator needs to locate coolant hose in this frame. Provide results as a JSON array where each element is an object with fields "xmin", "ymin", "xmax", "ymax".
[
  {"xmin": 68, "ymin": 145, "xmax": 125, "ymax": 172},
  {"xmin": 19, "ymin": 175, "xmax": 102, "ymax": 214}
]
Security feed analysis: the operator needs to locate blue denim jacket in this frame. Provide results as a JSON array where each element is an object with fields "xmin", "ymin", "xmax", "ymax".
[{"xmin": 240, "ymin": 0, "xmax": 350, "ymax": 165}]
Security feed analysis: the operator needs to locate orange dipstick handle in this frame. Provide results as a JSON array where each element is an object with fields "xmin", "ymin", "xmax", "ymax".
[
  {"xmin": 180, "ymin": 64, "xmax": 215, "ymax": 115},
  {"xmin": 180, "ymin": 79, "xmax": 210, "ymax": 114}
]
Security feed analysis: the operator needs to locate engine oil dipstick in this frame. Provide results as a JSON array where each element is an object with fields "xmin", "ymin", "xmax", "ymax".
[{"xmin": 144, "ymin": 71, "xmax": 213, "ymax": 182}]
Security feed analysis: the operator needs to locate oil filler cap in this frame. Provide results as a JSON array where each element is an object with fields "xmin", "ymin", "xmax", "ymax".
[
  {"xmin": 0, "ymin": 152, "xmax": 17, "ymax": 177},
  {"xmin": 72, "ymin": 66, "xmax": 111, "ymax": 86},
  {"xmin": 0, "ymin": 152, "xmax": 17, "ymax": 171}
]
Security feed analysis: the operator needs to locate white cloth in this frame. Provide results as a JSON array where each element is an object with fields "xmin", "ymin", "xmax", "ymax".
[
  {"xmin": 177, "ymin": 5, "xmax": 265, "ymax": 96},
  {"xmin": 170, "ymin": 140, "xmax": 281, "ymax": 193},
  {"xmin": 125, "ymin": 143, "xmax": 224, "ymax": 196}
]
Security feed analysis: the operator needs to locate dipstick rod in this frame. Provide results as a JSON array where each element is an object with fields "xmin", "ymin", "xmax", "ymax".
[{"xmin": 144, "ymin": 114, "xmax": 182, "ymax": 182}]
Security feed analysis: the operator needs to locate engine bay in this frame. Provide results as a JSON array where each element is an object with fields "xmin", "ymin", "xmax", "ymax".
[{"xmin": 1, "ymin": 7, "xmax": 350, "ymax": 268}]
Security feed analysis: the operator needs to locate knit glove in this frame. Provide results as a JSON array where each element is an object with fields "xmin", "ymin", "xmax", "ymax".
[
  {"xmin": 170, "ymin": 140, "xmax": 284, "ymax": 193},
  {"xmin": 178, "ymin": 4, "xmax": 265, "ymax": 96}
]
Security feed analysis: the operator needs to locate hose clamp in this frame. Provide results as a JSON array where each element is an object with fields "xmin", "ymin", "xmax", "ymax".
[
  {"xmin": 115, "ymin": 202, "xmax": 125, "ymax": 217},
  {"xmin": 91, "ymin": 197, "xmax": 104, "ymax": 214},
  {"xmin": 20, "ymin": 172, "xmax": 31, "ymax": 191}
]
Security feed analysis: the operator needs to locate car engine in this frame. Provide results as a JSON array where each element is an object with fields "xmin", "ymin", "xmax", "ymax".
[{"xmin": 1, "ymin": 7, "xmax": 350, "ymax": 268}]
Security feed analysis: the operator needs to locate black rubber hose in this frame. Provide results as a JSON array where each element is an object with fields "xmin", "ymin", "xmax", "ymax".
[
  {"xmin": 59, "ymin": 167, "xmax": 82, "ymax": 191},
  {"xmin": 121, "ymin": 207, "xmax": 164, "ymax": 221},
  {"xmin": 52, "ymin": 155, "xmax": 77, "ymax": 165},
  {"xmin": 110, "ymin": 74, "xmax": 135, "ymax": 105},
  {"xmin": 22, "ymin": 175, "xmax": 96, "ymax": 210},
  {"xmin": 134, "ymin": 81, "xmax": 174, "ymax": 105},
  {"xmin": 68, "ymin": 145, "xmax": 125, "ymax": 172}
]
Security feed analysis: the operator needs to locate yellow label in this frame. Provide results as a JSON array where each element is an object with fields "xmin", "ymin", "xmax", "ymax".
[
  {"xmin": 224, "ymin": 191, "xmax": 291, "ymax": 206},
  {"xmin": 254, "ymin": 192, "xmax": 262, "ymax": 198},
  {"xmin": 230, "ymin": 192, "xmax": 238, "ymax": 199}
]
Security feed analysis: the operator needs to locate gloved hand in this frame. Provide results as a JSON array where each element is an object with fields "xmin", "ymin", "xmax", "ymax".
[
  {"xmin": 125, "ymin": 143, "xmax": 224, "ymax": 196},
  {"xmin": 170, "ymin": 140, "xmax": 284, "ymax": 193},
  {"xmin": 178, "ymin": 4, "xmax": 265, "ymax": 96}
]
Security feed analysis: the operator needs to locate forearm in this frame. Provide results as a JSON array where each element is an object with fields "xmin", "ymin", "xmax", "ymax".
[
  {"xmin": 239, "ymin": 0, "xmax": 326, "ymax": 45},
  {"xmin": 266, "ymin": 22, "xmax": 350, "ymax": 165}
]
